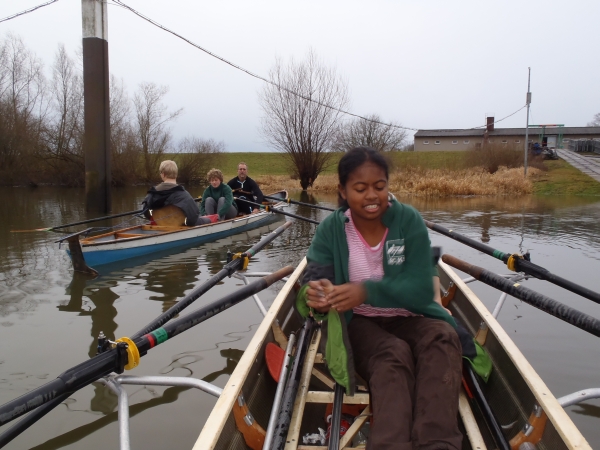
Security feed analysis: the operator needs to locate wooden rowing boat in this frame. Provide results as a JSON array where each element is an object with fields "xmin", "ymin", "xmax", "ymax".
[
  {"xmin": 69, "ymin": 190, "xmax": 288, "ymax": 267},
  {"xmin": 193, "ymin": 258, "xmax": 592, "ymax": 450}
]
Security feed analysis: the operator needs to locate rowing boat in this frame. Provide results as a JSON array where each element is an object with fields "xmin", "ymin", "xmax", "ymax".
[
  {"xmin": 193, "ymin": 257, "xmax": 592, "ymax": 450},
  {"xmin": 67, "ymin": 190, "xmax": 288, "ymax": 268}
]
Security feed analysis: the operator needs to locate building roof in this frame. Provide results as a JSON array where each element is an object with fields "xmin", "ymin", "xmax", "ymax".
[{"xmin": 414, "ymin": 126, "xmax": 600, "ymax": 138}]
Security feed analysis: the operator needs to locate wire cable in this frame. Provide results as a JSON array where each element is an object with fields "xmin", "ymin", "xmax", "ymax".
[
  {"xmin": 110, "ymin": 0, "xmax": 526, "ymax": 134},
  {"xmin": 0, "ymin": 0, "xmax": 59, "ymax": 24},
  {"xmin": 109, "ymin": 0, "xmax": 420, "ymax": 132}
]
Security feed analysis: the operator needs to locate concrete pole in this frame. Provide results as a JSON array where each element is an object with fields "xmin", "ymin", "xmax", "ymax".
[
  {"xmin": 524, "ymin": 67, "xmax": 531, "ymax": 177},
  {"xmin": 82, "ymin": 0, "xmax": 111, "ymax": 213}
]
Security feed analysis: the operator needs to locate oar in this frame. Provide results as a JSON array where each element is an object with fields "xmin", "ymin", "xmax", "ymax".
[
  {"xmin": 263, "ymin": 195, "xmax": 335, "ymax": 212},
  {"xmin": 131, "ymin": 220, "xmax": 292, "ymax": 339},
  {"xmin": 11, "ymin": 209, "xmax": 146, "ymax": 233},
  {"xmin": 463, "ymin": 362, "xmax": 511, "ymax": 450},
  {"xmin": 0, "ymin": 222, "xmax": 293, "ymax": 444},
  {"xmin": 426, "ymin": 220, "xmax": 600, "ymax": 305},
  {"xmin": 442, "ymin": 254, "xmax": 600, "ymax": 337},
  {"xmin": 244, "ymin": 199, "xmax": 320, "ymax": 225},
  {"xmin": 0, "ymin": 267, "xmax": 293, "ymax": 443},
  {"xmin": 272, "ymin": 319, "xmax": 316, "ymax": 450},
  {"xmin": 11, "ymin": 198, "xmax": 204, "ymax": 233},
  {"xmin": 328, "ymin": 383, "xmax": 346, "ymax": 450}
]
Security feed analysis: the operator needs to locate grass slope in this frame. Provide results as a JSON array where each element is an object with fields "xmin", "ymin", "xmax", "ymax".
[{"xmin": 533, "ymin": 160, "xmax": 600, "ymax": 196}]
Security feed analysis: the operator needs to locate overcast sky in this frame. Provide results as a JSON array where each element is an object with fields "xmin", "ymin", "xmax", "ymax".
[{"xmin": 2, "ymin": 0, "xmax": 599, "ymax": 152}]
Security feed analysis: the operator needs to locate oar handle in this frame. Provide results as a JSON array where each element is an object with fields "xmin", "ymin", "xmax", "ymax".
[
  {"xmin": 427, "ymin": 220, "xmax": 600, "ymax": 305},
  {"xmin": 442, "ymin": 254, "xmax": 600, "ymax": 338}
]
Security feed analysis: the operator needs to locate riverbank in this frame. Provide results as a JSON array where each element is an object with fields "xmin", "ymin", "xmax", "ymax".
[{"xmin": 224, "ymin": 151, "xmax": 600, "ymax": 196}]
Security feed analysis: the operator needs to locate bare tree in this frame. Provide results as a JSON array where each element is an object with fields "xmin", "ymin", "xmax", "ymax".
[
  {"xmin": 133, "ymin": 82, "xmax": 182, "ymax": 182},
  {"xmin": 41, "ymin": 44, "xmax": 84, "ymax": 183},
  {"xmin": 0, "ymin": 34, "xmax": 47, "ymax": 183},
  {"xmin": 259, "ymin": 49, "xmax": 349, "ymax": 190},
  {"xmin": 333, "ymin": 114, "xmax": 407, "ymax": 152},
  {"xmin": 588, "ymin": 113, "xmax": 600, "ymax": 127},
  {"xmin": 109, "ymin": 76, "xmax": 141, "ymax": 186},
  {"xmin": 176, "ymin": 137, "xmax": 225, "ymax": 185}
]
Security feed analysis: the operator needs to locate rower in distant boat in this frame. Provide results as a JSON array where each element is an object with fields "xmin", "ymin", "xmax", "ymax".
[
  {"xmin": 227, "ymin": 161, "xmax": 264, "ymax": 215},
  {"xmin": 142, "ymin": 160, "xmax": 216, "ymax": 226},
  {"xmin": 200, "ymin": 168, "xmax": 238, "ymax": 221}
]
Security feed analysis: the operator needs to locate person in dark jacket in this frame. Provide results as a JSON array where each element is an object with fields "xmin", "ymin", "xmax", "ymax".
[
  {"xmin": 200, "ymin": 168, "xmax": 238, "ymax": 221},
  {"xmin": 227, "ymin": 162, "xmax": 264, "ymax": 215},
  {"xmin": 142, "ymin": 160, "xmax": 214, "ymax": 226}
]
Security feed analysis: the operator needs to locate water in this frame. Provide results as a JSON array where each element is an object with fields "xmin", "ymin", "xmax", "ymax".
[{"xmin": 1, "ymin": 187, "xmax": 600, "ymax": 448}]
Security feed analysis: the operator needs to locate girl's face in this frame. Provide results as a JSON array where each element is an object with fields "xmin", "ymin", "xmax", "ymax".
[
  {"xmin": 210, "ymin": 177, "xmax": 221, "ymax": 188},
  {"xmin": 339, "ymin": 161, "xmax": 389, "ymax": 222}
]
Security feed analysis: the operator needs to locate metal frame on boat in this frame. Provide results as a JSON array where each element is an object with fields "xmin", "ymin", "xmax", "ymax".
[
  {"xmin": 62, "ymin": 190, "xmax": 288, "ymax": 268},
  {"xmin": 192, "ymin": 258, "xmax": 594, "ymax": 450}
]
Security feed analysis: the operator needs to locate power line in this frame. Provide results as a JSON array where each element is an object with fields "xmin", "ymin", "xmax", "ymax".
[
  {"xmin": 0, "ymin": 0, "xmax": 59, "ymax": 24},
  {"xmin": 111, "ymin": 0, "xmax": 525, "ymax": 134},
  {"xmin": 469, "ymin": 105, "xmax": 527, "ymax": 130}
]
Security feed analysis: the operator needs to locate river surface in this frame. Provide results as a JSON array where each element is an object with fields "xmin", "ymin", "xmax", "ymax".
[{"xmin": 1, "ymin": 186, "xmax": 600, "ymax": 449}]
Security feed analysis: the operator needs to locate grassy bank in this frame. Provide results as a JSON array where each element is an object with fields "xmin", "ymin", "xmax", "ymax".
[
  {"xmin": 532, "ymin": 159, "xmax": 600, "ymax": 196},
  {"xmin": 219, "ymin": 151, "xmax": 600, "ymax": 197}
]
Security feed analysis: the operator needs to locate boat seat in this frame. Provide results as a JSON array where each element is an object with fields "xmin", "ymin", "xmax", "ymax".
[{"xmin": 151, "ymin": 205, "xmax": 187, "ymax": 226}]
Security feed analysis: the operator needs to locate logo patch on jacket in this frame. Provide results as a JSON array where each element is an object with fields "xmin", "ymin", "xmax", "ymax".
[{"xmin": 386, "ymin": 239, "xmax": 405, "ymax": 265}]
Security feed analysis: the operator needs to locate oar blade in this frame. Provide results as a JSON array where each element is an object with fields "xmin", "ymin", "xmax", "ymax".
[{"xmin": 10, "ymin": 227, "xmax": 52, "ymax": 233}]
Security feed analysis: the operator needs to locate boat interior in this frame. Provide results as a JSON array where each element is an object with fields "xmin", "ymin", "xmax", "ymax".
[{"xmin": 199, "ymin": 260, "xmax": 586, "ymax": 450}]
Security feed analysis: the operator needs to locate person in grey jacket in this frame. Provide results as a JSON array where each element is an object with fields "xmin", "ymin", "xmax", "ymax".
[{"xmin": 142, "ymin": 160, "xmax": 213, "ymax": 226}]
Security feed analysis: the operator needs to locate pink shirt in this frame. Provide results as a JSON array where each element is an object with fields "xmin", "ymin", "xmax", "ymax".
[{"xmin": 345, "ymin": 209, "xmax": 416, "ymax": 318}]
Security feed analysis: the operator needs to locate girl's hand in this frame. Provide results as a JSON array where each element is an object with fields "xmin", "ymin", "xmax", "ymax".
[
  {"xmin": 306, "ymin": 279, "xmax": 334, "ymax": 313},
  {"xmin": 326, "ymin": 283, "xmax": 367, "ymax": 313}
]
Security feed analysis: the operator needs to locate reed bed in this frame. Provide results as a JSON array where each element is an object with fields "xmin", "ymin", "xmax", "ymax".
[{"xmin": 256, "ymin": 166, "xmax": 540, "ymax": 197}]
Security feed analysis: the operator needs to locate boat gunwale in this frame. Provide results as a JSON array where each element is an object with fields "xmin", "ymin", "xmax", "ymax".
[
  {"xmin": 440, "ymin": 260, "xmax": 591, "ymax": 450},
  {"xmin": 192, "ymin": 258, "xmax": 307, "ymax": 450}
]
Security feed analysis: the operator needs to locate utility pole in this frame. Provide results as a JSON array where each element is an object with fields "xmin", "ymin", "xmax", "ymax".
[
  {"xmin": 82, "ymin": 0, "xmax": 111, "ymax": 213},
  {"xmin": 524, "ymin": 67, "xmax": 531, "ymax": 177}
]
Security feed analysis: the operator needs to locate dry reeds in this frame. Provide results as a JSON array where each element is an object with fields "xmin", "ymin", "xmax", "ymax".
[{"xmin": 256, "ymin": 166, "xmax": 539, "ymax": 197}]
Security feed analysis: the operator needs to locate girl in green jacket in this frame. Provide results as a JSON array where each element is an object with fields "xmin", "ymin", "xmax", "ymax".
[{"xmin": 301, "ymin": 147, "xmax": 462, "ymax": 450}]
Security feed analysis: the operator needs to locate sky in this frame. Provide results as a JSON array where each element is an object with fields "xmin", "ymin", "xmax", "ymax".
[{"xmin": 2, "ymin": 0, "xmax": 599, "ymax": 152}]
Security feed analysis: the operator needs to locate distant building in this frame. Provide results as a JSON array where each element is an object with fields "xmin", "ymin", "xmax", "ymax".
[{"xmin": 414, "ymin": 118, "xmax": 600, "ymax": 151}]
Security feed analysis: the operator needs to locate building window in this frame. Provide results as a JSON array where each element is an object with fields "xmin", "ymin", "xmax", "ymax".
[
  {"xmin": 452, "ymin": 140, "xmax": 458, "ymax": 144},
  {"xmin": 423, "ymin": 140, "xmax": 429, "ymax": 145},
  {"xmin": 514, "ymin": 140, "xmax": 521, "ymax": 143},
  {"xmin": 463, "ymin": 140, "xmax": 470, "ymax": 144},
  {"xmin": 502, "ymin": 140, "xmax": 508, "ymax": 144},
  {"xmin": 434, "ymin": 140, "xmax": 441, "ymax": 145}
]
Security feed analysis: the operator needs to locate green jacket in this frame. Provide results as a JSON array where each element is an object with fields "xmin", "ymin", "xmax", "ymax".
[
  {"xmin": 199, "ymin": 183, "xmax": 236, "ymax": 217},
  {"xmin": 296, "ymin": 199, "xmax": 456, "ymax": 393}
]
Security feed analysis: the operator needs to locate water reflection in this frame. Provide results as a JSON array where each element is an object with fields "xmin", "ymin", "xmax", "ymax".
[{"xmin": 62, "ymin": 273, "xmax": 119, "ymax": 358}]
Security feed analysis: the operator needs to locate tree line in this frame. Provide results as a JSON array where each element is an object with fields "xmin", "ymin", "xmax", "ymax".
[
  {"xmin": 258, "ymin": 49, "xmax": 410, "ymax": 190},
  {"xmin": 0, "ymin": 34, "xmax": 223, "ymax": 187}
]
